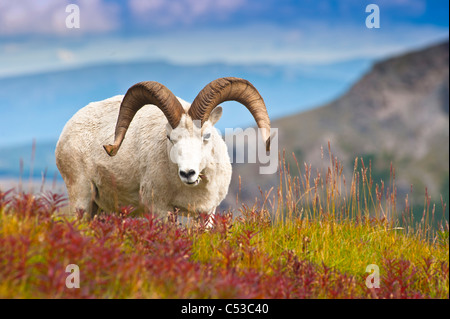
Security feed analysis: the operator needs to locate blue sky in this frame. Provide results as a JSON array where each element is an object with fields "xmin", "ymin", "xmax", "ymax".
[{"xmin": 0, "ymin": 0, "xmax": 448, "ymax": 77}]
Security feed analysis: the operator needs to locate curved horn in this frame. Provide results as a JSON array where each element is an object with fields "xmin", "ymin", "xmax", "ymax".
[
  {"xmin": 188, "ymin": 77, "xmax": 272, "ymax": 151},
  {"xmin": 103, "ymin": 81, "xmax": 184, "ymax": 157}
]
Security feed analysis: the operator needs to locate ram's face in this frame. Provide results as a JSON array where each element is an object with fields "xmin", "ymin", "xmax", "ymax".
[{"xmin": 166, "ymin": 107, "xmax": 222, "ymax": 187}]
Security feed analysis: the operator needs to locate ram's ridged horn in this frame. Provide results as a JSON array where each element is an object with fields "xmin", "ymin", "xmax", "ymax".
[
  {"xmin": 188, "ymin": 77, "xmax": 272, "ymax": 151},
  {"xmin": 103, "ymin": 81, "xmax": 184, "ymax": 156}
]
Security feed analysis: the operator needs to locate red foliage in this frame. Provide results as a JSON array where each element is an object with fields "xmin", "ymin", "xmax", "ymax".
[{"xmin": 0, "ymin": 190, "xmax": 448, "ymax": 298}]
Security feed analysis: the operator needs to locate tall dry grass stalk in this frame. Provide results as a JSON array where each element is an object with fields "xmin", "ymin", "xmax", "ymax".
[{"xmin": 256, "ymin": 142, "xmax": 447, "ymax": 242}]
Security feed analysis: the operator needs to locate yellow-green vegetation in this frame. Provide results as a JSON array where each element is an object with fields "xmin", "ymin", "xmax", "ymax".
[{"xmin": 192, "ymin": 215, "xmax": 448, "ymax": 298}]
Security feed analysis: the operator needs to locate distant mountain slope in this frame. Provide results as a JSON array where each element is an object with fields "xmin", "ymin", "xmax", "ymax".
[{"xmin": 225, "ymin": 41, "xmax": 449, "ymax": 212}]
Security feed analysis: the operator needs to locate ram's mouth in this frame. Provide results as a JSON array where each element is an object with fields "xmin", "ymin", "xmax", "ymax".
[{"xmin": 186, "ymin": 173, "xmax": 205, "ymax": 186}]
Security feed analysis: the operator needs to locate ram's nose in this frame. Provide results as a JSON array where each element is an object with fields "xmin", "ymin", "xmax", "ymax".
[
  {"xmin": 179, "ymin": 169, "xmax": 199, "ymax": 185},
  {"xmin": 179, "ymin": 169, "xmax": 196, "ymax": 179}
]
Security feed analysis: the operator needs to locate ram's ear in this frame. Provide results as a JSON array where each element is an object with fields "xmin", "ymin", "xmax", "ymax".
[
  {"xmin": 208, "ymin": 106, "xmax": 222, "ymax": 126},
  {"xmin": 165, "ymin": 123, "xmax": 173, "ymax": 140}
]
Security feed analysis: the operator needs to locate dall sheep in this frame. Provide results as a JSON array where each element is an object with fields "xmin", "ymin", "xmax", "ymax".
[{"xmin": 56, "ymin": 77, "xmax": 272, "ymax": 221}]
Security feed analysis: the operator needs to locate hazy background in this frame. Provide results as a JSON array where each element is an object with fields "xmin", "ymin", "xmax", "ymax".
[{"xmin": 0, "ymin": 0, "xmax": 448, "ymax": 214}]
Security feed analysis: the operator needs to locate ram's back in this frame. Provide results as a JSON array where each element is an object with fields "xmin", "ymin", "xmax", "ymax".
[{"xmin": 56, "ymin": 95, "xmax": 172, "ymax": 212}]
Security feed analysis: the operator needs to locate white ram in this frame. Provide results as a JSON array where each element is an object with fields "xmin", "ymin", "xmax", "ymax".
[{"xmin": 56, "ymin": 77, "xmax": 272, "ymax": 220}]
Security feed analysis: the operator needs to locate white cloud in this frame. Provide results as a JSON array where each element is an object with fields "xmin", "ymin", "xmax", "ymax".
[
  {"xmin": 128, "ymin": 0, "xmax": 246, "ymax": 26},
  {"xmin": 57, "ymin": 48, "xmax": 76, "ymax": 63},
  {"xmin": 0, "ymin": 22, "xmax": 447, "ymax": 78},
  {"xmin": 113, "ymin": 23, "xmax": 447, "ymax": 65},
  {"xmin": 0, "ymin": 0, "xmax": 120, "ymax": 36}
]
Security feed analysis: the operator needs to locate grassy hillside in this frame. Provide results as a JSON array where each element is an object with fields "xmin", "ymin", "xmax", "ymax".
[{"xmin": 0, "ymin": 148, "xmax": 448, "ymax": 299}]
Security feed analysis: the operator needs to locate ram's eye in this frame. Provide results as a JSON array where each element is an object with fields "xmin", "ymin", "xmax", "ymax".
[{"xmin": 203, "ymin": 133, "xmax": 211, "ymax": 141}]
